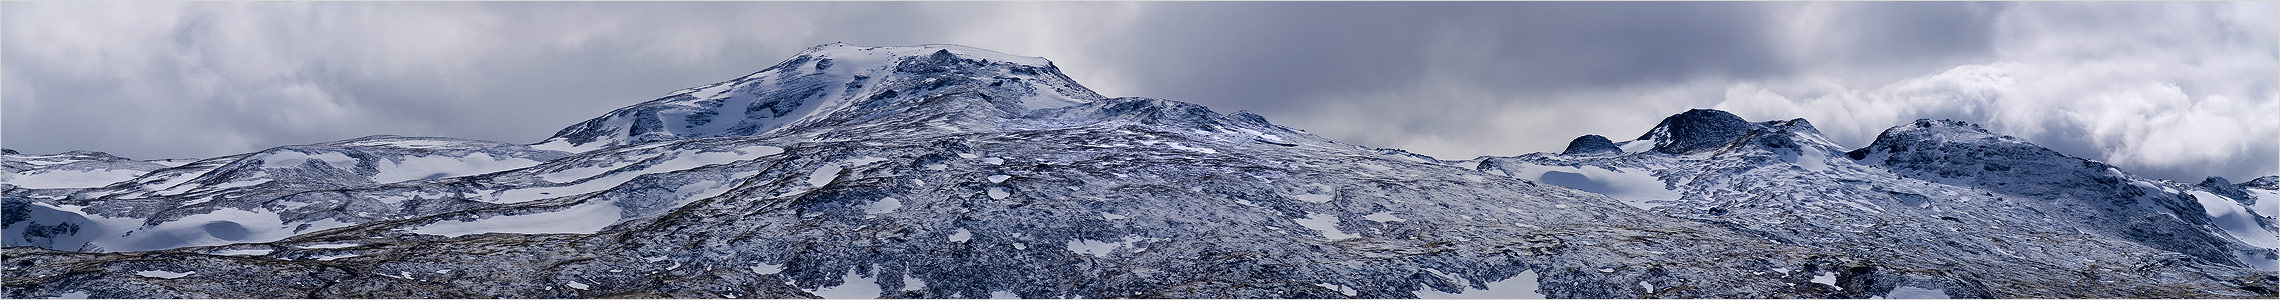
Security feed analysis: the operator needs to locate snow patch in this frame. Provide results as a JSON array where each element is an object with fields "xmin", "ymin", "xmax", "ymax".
[
  {"xmin": 806, "ymin": 270, "xmax": 883, "ymax": 299},
  {"xmin": 899, "ymin": 276, "xmax": 929, "ymax": 291},
  {"xmin": 297, "ymin": 242, "xmax": 360, "ymax": 249},
  {"xmin": 1239, "ymin": 128, "xmax": 1283, "ymax": 141},
  {"xmin": 1812, "ymin": 272, "xmax": 1841, "ymax": 290},
  {"xmin": 1616, "ymin": 140, "xmax": 1655, "ymax": 153},
  {"xmin": 5, "ymin": 169, "xmax": 148, "ymax": 189},
  {"xmin": 209, "ymin": 248, "xmax": 273, "ymax": 256},
  {"xmin": 134, "ymin": 270, "xmax": 193, "ymax": 279},
  {"xmin": 1499, "ymin": 164, "xmax": 1679, "ymax": 209},
  {"xmin": 371, "ymin": 152, "xmax": 544, "ymax": 183},
  {"xmin": 862, "ymin": 197, "xmax": 903, "ymax": 214},
  {"xmin": 99, "ymin": 207, "xmax": 295, "ymax": 252},
  {"xmin": 751, "ymin": 263, "xmax": 783, "ymax": 275},
  {"xmin": 1873, "ymin": 286, "xmax": 1953, "ymax": 299},
  {"xmin": 949, "ymin": 229, "xmax": 972, "ymax": 242},
  {"xmin": 1295, "ymin": 213, "xmax": 1358, "ymax": 240},
  {"xmin": 411, "ymin": 200, "xmax": 623, "ymax": 237},
  {"xmin": 1066, "ymin": 237, "xmax": 1131, "ymax": 258},
  {"xmin": 1415, "ymin": 270, "xmax": 1545, "ymax": 299},
  {"xmin": 987, "ymin": 175, "xmax": 1011, "ymax": 183},
  {"xmin": 1165, "ymin": 142, "xmax": 1219, "ymax": 154},
  {"xmin": 2188, "ymin": 191, "xmax": 2279, "ymax": 249},
  {"xmin": 1365, "ymin": 212, "xmax": 1407, "ymax": 223},
  {"xmin": 987, "ymin": 187, "xmax": 1010, "ymax": 199},
  {"xmin": 1792, "ymin": 149, "xmax": 1830, "ymax": 172},
  {"xmin": 809, "ymin": 156, "xmax": 894, "ymax": 187}
]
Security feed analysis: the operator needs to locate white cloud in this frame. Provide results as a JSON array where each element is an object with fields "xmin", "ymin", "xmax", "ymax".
[{"xmin": 1714, "ymin": 2, "xmax": 2279, "ymax": 181}]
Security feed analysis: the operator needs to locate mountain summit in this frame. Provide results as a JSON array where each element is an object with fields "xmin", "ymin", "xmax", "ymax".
[
  {"xmin": 538, "ymin": 43, "xmax": 1103, "ymax": 152},
  {"xmin": 6, "ymin": 44, "xmax": 2275, "ymax": 299}
]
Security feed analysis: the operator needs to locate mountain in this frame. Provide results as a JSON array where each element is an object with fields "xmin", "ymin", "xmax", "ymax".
[
  {"xmin": 4, "ymin": 135, "xmax": 572, "ymax": 252},
  {"xmin": 1471, "ymin": 109, "xmax": 2278, "ymax": 297},
  {"xmin": 534, "ymin": 43, "xmax": 1105, "ymax": 152},
  {"xmin": 6, "ymin": 44, "xmax": 2276, "ymax": 299}
]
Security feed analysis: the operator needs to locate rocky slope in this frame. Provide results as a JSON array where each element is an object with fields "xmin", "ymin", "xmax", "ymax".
[
  {"xmin": 1472, "ymin": 109, "xmax": 2278, "ymax": 297},
  {"xmin": 5, "ymin": 44, "xmax": 2275, "ymax": 298}
]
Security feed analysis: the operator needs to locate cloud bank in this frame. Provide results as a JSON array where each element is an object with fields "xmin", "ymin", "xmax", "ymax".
[{"xmin": 3, "ymin": 2, "xmax": 2271, "ymax": 181}]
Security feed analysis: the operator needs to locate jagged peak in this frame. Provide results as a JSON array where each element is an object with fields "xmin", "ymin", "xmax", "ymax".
[
  {"xmin": 795, "ymin": 43, "xmax": 1056, "ymax": 68},
  {"xmin": 1637, "ymin": 108, "xmax": 1758, "ymax": 154},
  {"xmin": 2246, "ymin": 176, "xmax": 2280, "ymax": 189},
  {"xmin": 2198, "ymin": 176, "xmax": 2255, "ymax": 201},
  {"xmin": 1561, "ymin": 134, "xmax": 1621, "ymax": 156},
  {"xmin": 538, "ymin": 43, "xmax": 1103, "ymax": 152},
  {"xmin": 1845, "ymin": 119, "xmax": 2034, "ymax": 161},
  {"xmin": 1842, "ymin": 118, "xmax": 2098, "ymax": 176},
  {"xmin": 1881, "ymin": 119, "xmax": 2009, "ymax": 142},
  {"xmin": 1760, "ymin": 118, "xmax": 1821, "ymax": 136}
]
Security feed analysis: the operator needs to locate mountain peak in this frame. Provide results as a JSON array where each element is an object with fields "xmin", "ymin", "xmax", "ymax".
[
  {"xmin": 1762, "ymin": 118, "xmax": 1820, "ymax": 135},
  {"xmin": 2247, "ymin": 176, "xmax": 2280, "ymax": 189},
  {"xmin": 1637, "ymin": 108, "xmax": 1756, "ymax": 154},
  {"xmin": 1845, "ymin": 118, "xmax": 2108, "ymax": 181},
  {"xmin": 1889, "ymin": 119, "xmax": 2005, "ymax": 141},
  {"xmin": 1561, "ymin": 134, "xmax": 1621, "ymax": 155},
  {"xmin": 795, "ymin": 43, "xmax": 1056, "ymax": 68},
  {"xmin": 537, "ymin": 43, "xmax": 1100, "ymax": 152},
  {"xmin": 2199, "ymin": 176, "xmax": 2256, "ymax": 201}
]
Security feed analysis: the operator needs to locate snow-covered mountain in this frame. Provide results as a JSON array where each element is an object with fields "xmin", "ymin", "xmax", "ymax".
[
  {"xmin": 1471, "ymin": 109, "xmax": 2278, "ymax": 297},
  {"xmin": 5, "ymin": 44, "xmax": 2275, "ymax": 299},
  {"xmin": 4, "ymin": 135, "xmax": 570, "ymax": 252},
  {"xmin": 536, "ymin": 43, "xmax": 1105, "ymax": 152}
]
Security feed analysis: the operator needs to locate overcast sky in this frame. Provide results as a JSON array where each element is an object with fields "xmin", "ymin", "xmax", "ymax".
[{"xmin": 4, "ymin": 2, "xmax": 2274, "ymax": 182}]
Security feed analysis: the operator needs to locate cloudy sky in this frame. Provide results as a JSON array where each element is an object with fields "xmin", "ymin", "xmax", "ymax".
[{"xmin": 4, "ymin": 2, "xmax": 2274, "ymax": 182}]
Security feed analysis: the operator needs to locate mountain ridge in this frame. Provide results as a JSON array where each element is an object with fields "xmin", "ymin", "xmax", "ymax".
[{"xmin": 5, "ymin": 43, "xmax": 2274, "ymax": 299}]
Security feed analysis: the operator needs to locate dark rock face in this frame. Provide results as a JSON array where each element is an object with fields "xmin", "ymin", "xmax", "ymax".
[
  {"xmin": 2202, "ymin": 177, "xmax": 2256, "ymax": 203},
  {"xmin": 2244, "ymin": 176, "xmax": 2280, "ymax": 190},
  {"xmin": 1560, "ymin": 135, "xmax": 1620, "ymax": 156},
  {"xmin": 1638, "ymin": 109, "xmax": 1758, "ymax": 154}
]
